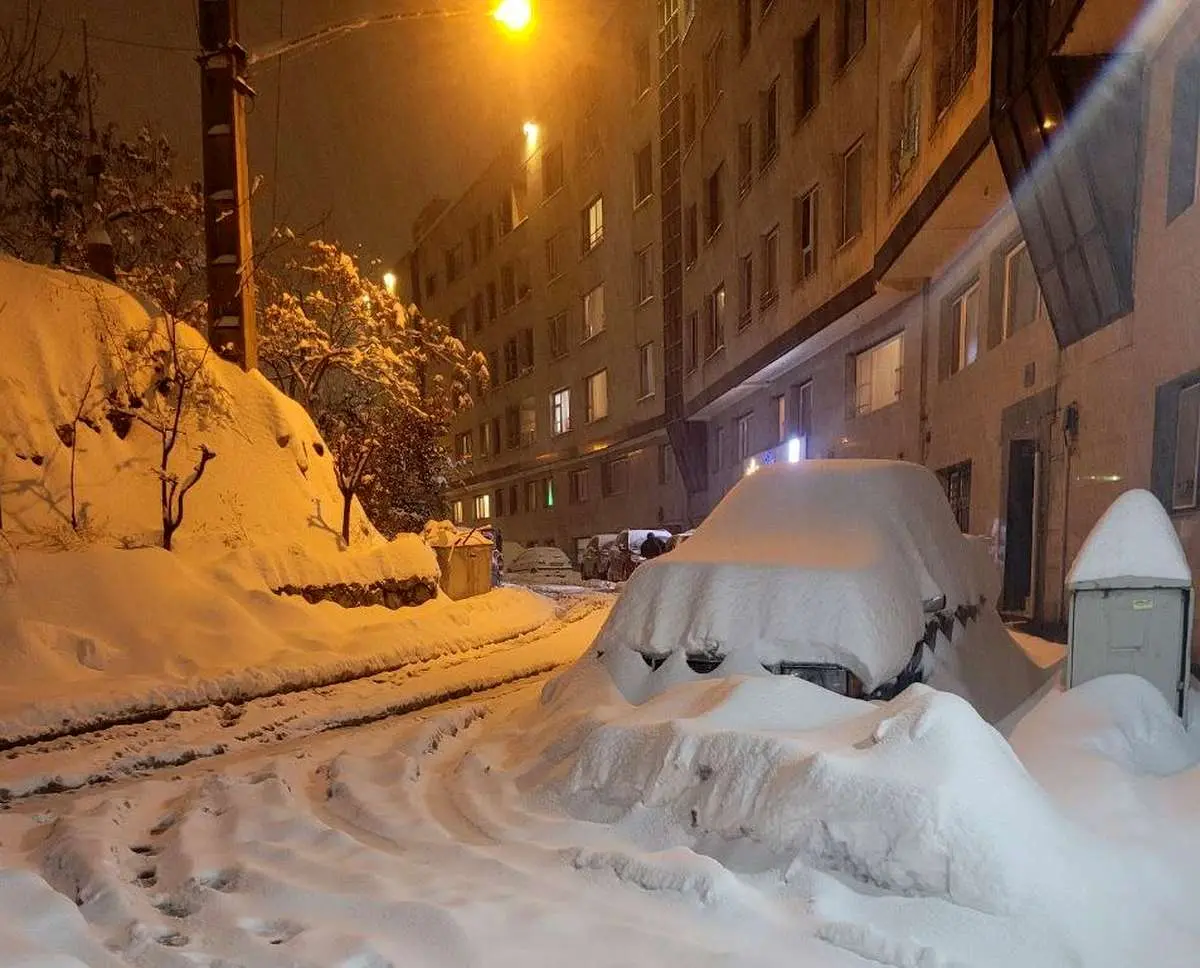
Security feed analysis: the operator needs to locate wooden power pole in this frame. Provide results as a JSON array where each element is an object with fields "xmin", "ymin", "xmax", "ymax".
[{"xmin": 197, "ymin": 0, "xmax": 258, "ymax": 371}]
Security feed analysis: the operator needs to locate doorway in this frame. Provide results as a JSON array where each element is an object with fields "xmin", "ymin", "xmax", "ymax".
[{"xmin": 1002, "ymin": 438, "xmax": 1039, "ymax": 616}]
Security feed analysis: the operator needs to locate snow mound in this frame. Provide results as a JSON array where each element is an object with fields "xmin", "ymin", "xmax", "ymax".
[
  {"xmin": 535, "ymin": 666, "xmax": 1076, "ymax": 916},
  {"xmin": 581, "ymin": 460, "xmax": 1046, "ymax": 721},
  {"xmin": 0, "ymin": 256, "xmax": 377, "ymax": 556},
  {"xmin": 215, "ymin": 535, "xmax": 438, "ymax": 589},
  {"xmin": 1068, "ymin": 489, "xmax": 1190, "ymax": 586},
  {"xmin": 421, "ymin": 520, "xmax": 493, "ymax": 548}
]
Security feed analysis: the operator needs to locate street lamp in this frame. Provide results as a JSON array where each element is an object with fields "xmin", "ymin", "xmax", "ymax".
[
  {"xmin": 493, "ymin": 0, "xmax": 533, "ymax": 34},
  {"xmin": 382, "ymin": 271, "xmax": 397, "ymax": 295}
]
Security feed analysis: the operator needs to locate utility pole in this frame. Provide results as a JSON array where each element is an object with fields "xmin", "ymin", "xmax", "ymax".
[{"xmin": 197, "ymin": 0, "xmax": 258, "ymax": 371}]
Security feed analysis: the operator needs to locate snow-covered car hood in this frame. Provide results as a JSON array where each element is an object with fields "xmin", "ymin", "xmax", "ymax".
[{"xmin": 592, "ymin": 460, "xmax": 999, "ymax": 695}]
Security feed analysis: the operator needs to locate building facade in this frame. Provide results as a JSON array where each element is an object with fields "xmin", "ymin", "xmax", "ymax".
[{"xmin": 399, "ymin": 0, "xmax": 1200, "ymax": 641}]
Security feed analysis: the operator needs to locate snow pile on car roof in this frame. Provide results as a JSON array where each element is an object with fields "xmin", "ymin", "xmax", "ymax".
[
  {"xmin": 585, "ymin": 460, "xmax": 1044, "ymax": 718},
  {"xmin": 509, "ymin": 546, "xmax": 573, "ymax": 573}
]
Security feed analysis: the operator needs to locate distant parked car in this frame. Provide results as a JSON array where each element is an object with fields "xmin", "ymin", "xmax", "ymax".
[
  {"xmin": 580, "ymin": 533, "xmax": 618, "ymax": 580},
  {"xmin": 606, "ymin": 528, "xmax": 673, "ymax": 583}
]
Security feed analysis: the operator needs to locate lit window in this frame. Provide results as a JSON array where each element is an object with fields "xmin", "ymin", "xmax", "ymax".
[
  {"xmin": 455, "ymin": 431, "xmax": 473, "ymax": 460},
  {"xmin": 582, "ymin": 196, "xmax": 605, "ymax": 252},
  {"xmin": 451, "ymin": 499, "xmax": 464, "ymax": 524},
  {"xmin": 473, "ymin": 494, "xmax": 491, "ymax": 520},
  {"xmin": 583, "ymin": 284, "xmax": 606, "ymax": 339},
  {"xmin": 552, "ymin": 387, "xmax": 571, "ymax": 435},
  {"xmin": 1002, "ymin": 241, "xmax": 1048, "ymax": 338},
  {"xmin": 951, "ymin": 281, "xmax": 981, "ymax": 374},
  {"xmin": 855, "ymin": 333, "xmax": 904, "ymax": 415},
  {"xmin": 586, "ymin": 369, "xmax": 609, "ymax": 422}
]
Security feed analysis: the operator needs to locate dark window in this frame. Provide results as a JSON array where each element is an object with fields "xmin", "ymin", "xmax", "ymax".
[
  {"xmin": 685, "ymin": 204, "xmax": 699, "ymax": 266},
  {"xmin": 545, "ymin": 232, "xmax": 564, "ymax": 279},
  {"xmin": 937, "ymin": 460, "xmax": 972, "ymax": 532},
  {"xmin": 683, "ymin": 88, "xmax": 697, "ymax": 151},
  {"xmin": 579, "ymin": 105, "xmax": 602, "ymax": 159},
  {"xmin": 837, "ymin": 0, "xmax": 866, "ymax": 70},
  {"xmin": 795, "ymin": 20, "xmax": 820, "ymax": 121},
  {"xmin": 484, "ymin": 213, "xmax": 495, "ymax": 252},
  {"xmin": 469, "ymin": 225, "xmax": 481, "ymax": 265},
  {"xmin": 658, "ymin": 444, "xmax": 675, "ymax": 485},
  {"xmin": 549, "ymin": 312, "xmax": 569, "ymax": 359},
  {"xmin": 503, "ymin": 337, "xmax": 519, "ymax": 382},
  {"xmin": 1168, "ymin": 52, "xmax": 1200, "ymax": 222},
  {"xmin": 493, "ymin": 488, "xmax": 505, "ymax": 517},
  {"xmin": 505, "ymin": 405, "xmax": 520, "ymax": 449},
  {"xmin": 738, "ymin": 254, "xmax": 754, "ymax": 328},
  {"xmin": 686, "ymin": 311, "xmax": 699, "ymax": 373},
  {"xmin": 761, "ymin": 79, "xmax": 780, "ymax": 166},
  {"xmin": 705, "ymin": 164, "xmax": 724, "ymax": 239},
  {"xmin": 487, "ymin": 281, "xmax": 498, "ymax": 320},
  {"xmin": 705, "ymin": 284, "xmax": 726, "ymax": 358},
  {"xmin": 450, "ymin": 308, "xmax": 467, "ymax": 340},
  {"xmin": 542, "ymin": 143, "xmax": 565, "ymax": 196},
  {"xmin": 570, "ymin": 468, "xmax": 589, "ymax": 503},
  {"xmin": 934, "ymin": 0, "xmax": 978, "ymax": 117},
  {"xmin": 761, "ymin": 226, "xmax": 779, "ymax": 307},
  {"xmin": 634, "ymin": 40, "xmax": 652, "ymax": 98},
  {"xmin": 508, "ymin": 484, "xmax": 518, "ymax": 512},
  {"xmin": 491, "ymin": 416, "xmax": 502, "ymax": 454},
  {"xmin": 634, "ymin": 144, "xmax": 654, "ymax": 204},
  {"xmin": 794, "ymin": 187, "xmax": 819, "ymax": 282},
  {"xmin": 424, "ymin": 272, "xmax": 438, "ymax": 299},
  {"xmin": 738, "ymin": 0, "xmax": 752, "ymax": 56},
  {"xmin": 518, "ymin": 327, "xmax": 534, "ymax": 374},
  {"xmin": 500, "ymin": 264, "xmax": 516, "ymax": 310},
  {"xmin": 703, "ymin": 35, "xmax": 724, "ymax": 113},
  {"xmin": 445, "ymin": 244, "xmax": 463, "ymax": 283},
  {"xmin": 737, "ymin": 122, "xmax": 754, "ymax": 196},
  {"xmin": 840, "ymin": 140, "xmax": 863, "ymax": 245},
  {"xmin": 601, "ymin": 457, "xmax": 629, "ymax": 497},
  {"xmin": 472, "ymin": 292, "xmax": 485, "ymax": 333}
]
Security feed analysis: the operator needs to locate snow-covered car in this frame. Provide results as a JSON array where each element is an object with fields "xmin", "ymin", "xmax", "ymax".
[
  {"xmin": 584, "ymin": 460, "xmax": 1047, "ymax": 722},
  {"xmin": 606, "ymin": 529, "xmax": 674, "ymax": 582},
  {"xmin": 579, "ymin": 533, "xmax": 618, "ymax": 580}
]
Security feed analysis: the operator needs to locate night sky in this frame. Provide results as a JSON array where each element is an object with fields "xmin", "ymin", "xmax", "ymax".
[{"xmin": 2, "ymin": 0, "xmax": 615, "ymax": 265}]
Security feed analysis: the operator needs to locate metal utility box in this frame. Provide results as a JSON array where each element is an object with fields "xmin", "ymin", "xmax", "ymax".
[
  {"xmin": 1067, "ymin": 489, "xmax": 1193, "ymax": 720},
  {"xmin": 433, "ymin": 542, "xmax": 495, "ymax": 601}
]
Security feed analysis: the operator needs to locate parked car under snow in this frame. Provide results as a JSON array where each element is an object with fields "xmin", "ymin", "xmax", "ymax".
[{"xmin": 585, "ymin": 460, "xmax": 1050, "ymax": 725}]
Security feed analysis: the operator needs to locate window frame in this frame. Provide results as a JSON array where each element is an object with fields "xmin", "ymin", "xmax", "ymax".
[
  {"xmin": 638, "ymin": 342, "xmax": 656, "ymax": 399},
  {"xmin": 839, "ymin": 139, "xmax": 864, "ymax": 246},
  {"xmin": 585, "ymin": 368, "xmax": 610, "ymax": 423},
  {"xmin": 854, "ymin": 332, "xmax": 905, "ymax": 416},
  {"xmin": 635, "ymin": 245, "xmax": 655, "ymax": 304},
  {"xmin": 794, "ymin": 186, "xmax": 819, "ymax": 283},
  {"xmin": 582, "ymin": 195, "xmax": 605, "ymax": 253},
  {"xmin": 706, "ymin": 283, "xmax": 727, "ymax": 359},
  {"xmin": 582, "ymin": 283, "xmax": 606, "ymax": 340},
  {"xmin": 551, "ymin": 386, "xmax": 572, "ymax": 436},
  {"xmin": 951, "ymin": 279, "xmax": 982, "ymax": 374},
  {"xmin": 1001, "ymin": 240, "xmax": 1048, "ymax": 339}
]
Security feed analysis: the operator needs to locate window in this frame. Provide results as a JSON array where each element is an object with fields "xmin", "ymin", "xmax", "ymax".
[
  {"xmin": 658, "ymin": 444, "xmax": 676, "ymax": 485},
  {"xmin": 549, "ymin": 312, "xmax": 569, "ymax": 359},
  {"xmin": 500, "ymin": 174, "xmax": 528, "ymax": 234},
  {"xmin": 635, "ymin": 246, "xmax": 654, "ymax": 304},
  {"xmin": 455, "ymin": 431, "xmax": 473, "ymax": 460},
  {"xmin": 545, "ymin": 232, "xmax": 564, "ymax": 280},
  {"xmin": 1167, "ymin": 54, "xmax": 1200, "ymax": 222},
  {"xmin": 934, "ymin": 0, "xmax": 978, "ymax": 117},
  {"xmin": 773, "ymin": 394, "xmax": 787, "ymax": 444},
  {"xmin": 472, "ymin": 292, "xmax": 485, "ymax": 333},
  {"xmin": 503, "ymin": 337, "xmax": 519, "ymax": 382},
  {"xmin": 738, "ymin": 0, "xmax": 752, "ymax": 56},
  {"xmin": 705, "ymin": 164, "xmax": 724, "ymax": 239},
  {"xmin": 519, "ymin": 396, "xmax": 537, "ymax": 445},
  {"xmin": 582, "ymin": 196, "xmax": 605, "ymax": 252},
  {"xmin": 509, "ymin": 484, "xmax": 518, "ymax": 512},
  {"xmin": 450, "ymin": 308, "xmax": 467, "ymax": 341},
  {"xmin": 543, "ymin": 143, "xmax": 564, "ymax": 196},
  {"xmin": 893, "ymin": 60, "xmax": 921, "ymax": 190},
  {"xmin": 480, "ymin": 420, "xmax": 493, "ymax": 457},
  {"xmin": 493, "ymin": 488, "xmax": 505, "ymax": 517},
  {"xmin": 736, "ymin": 413, "xmax": 753, "ymax": 461},
  {"xmin": 579, "ymin": 105, "xmax": 602, "ymax": 159},
  {"xmin": 794, "ymin": 187, "xmax": 819, "ymax": 282},
  {"xmin": 601, "ymin": 457, "xmax": 629, "ymax": 497},
  {"xmin": 638, "ymin": 342, "xmax": 655, "ymax": 398},
  {"xmin": 794, "ymin": 380, "xmax": 814, "ymax": 439},
  {"xmin": 634, "ymin": 144, "xmax": 654, "ymax": 204},
  {"xmin": 515, "ymin": 258, "xmax": 531, "ymax": 303},
  {"xmin": 837, "ymin": 0, "xmax": 867, "ymax": 70},
  {"xmin": 951, "ymin": 281, "xmax": 981, "ymax": 374},
  {"xmin": 702, "ymin": 35, "xmax": 725, "ymax": 113},
  {"xmin": 795, "ymin": 20, "xmax": 820, "ymax": 121},
  {"xmin": 505, "ymin": 404, "xmax": 520, "ymax": 448},
  {"xmin": 551, "ymin": 387, "xmax": 571, "ymax": 435},
  {"xmin": 518, "ymin": 327, "xmax": 534, "ymax": 374},
  {"xmin": 569, "ymin": 468, "xmax": 590, "ymax": 503},
  {"xmin": 683, "ymin": 88, "xmax": 697, "ymax": 151},
  {"xmin": 761, "ymin": 226, "xmax": 779, "ymax": 306},
  {"xmin": 469, "ymin": 225, "xmax": 481, "ymax": 265},
  {"xmin": 451, "ymin": 499, "xmax": 464, "ymax": 524},
  {"xmin": 705, "ymin": 283, "xmax": 727, "ymax": 358},
  {"xmin": 634, "ymin": 40, "xmax": 652, "ymax": 98},
  {"xmin": 501, "ymin": 264, "xmax": 516, "ymax": 310},
  {"xmin": 738, "ymin": 253, "xmax": 754, "ymax": 327},
  {"xmin": 761, "ymin": 79, "xmax": 780, "ymax": 166},
  {"xmin": 487, "ymin": 349, "xmax": 501, "ymax": 388},
  {"xmin": 1174, "ymin": 383, "xmax": 1200, "ymax": 510},
  {"xmin": 486, "ymin": 281, "xmax": 498, "ymax": 321},
  {"xmin": 686, "ymin": 311, "xmax": 699, "ymax": 373},
  {"xmin": 424, "ymin": 272, "xmax": 438, "ymax": 300},
  {"xmin": 585, "ymin": 369, "xmax": 609, "ymax": 422},
  {"xmin": 490, "ymin": 416, "xmax": 501, "ymax": 453},
  {"xmin": 937, "ymin": 461, "xmax": 972, "ymax": 532},
  {"xmin": 484, "ymin": 213, "xmax": 496, "ymax": 252},
  {"xmin": 737, "ymin": 121, "xmax": 754, "ymax": 196},
  {"xmin": 855, "ymin": 333, "xmax": 904, "ymax": 416},
  {"xmin": 715, "ymin": 425, "xmax": 728, "ymax": 471},
  {"xmin": 583, "ymin": 284, "xmax": 605, "ymax": 339},
  {"xmin": 684, "ymin": 204, "xmax": 699, "ymax": 266},
  {"xmin": 473, "ymin": 494, "xmax": 491, "ymax": 520},
  {"xmin": 445, "ymin": 244, "xmax": 464, "ymax": 284},
  {"xmin": 1002, "ymin": 241, "xmax": 1047, "ymax": 338},
  {"xmin": 525, "ymin": 479, "xmax": 538, "ymax": 512},
  {"xmin": 840, "ymin": 140, "xmax": 863, "ymax": 245}
]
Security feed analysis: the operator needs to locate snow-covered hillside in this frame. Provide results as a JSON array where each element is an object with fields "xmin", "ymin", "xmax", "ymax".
[{"xmin": 0, "ymin": 255, "xmax": 376, "ymax": 556}]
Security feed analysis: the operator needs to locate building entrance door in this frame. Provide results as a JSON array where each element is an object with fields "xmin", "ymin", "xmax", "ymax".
[{"xmin": 1002, "ymin": 438, "xmax": 1039, "ymax": 616}]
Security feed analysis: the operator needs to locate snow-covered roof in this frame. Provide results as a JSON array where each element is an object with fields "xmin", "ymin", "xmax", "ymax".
[
  {"xmin": 591, "ymin": 461, "xmax": 999, "ymax": 694},
  {"xmin": 1067, "ymin": 489, "xmax": 1191, "ymax": 587}
]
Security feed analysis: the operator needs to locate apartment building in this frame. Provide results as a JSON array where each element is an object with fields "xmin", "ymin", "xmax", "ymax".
[
  {"xmin": 402, "ymin": 0, "xmax": 1200, "ymax": 640},
  {"xmin": 397, "ymin": 1, "xmax": 686, "ymax": 558}
]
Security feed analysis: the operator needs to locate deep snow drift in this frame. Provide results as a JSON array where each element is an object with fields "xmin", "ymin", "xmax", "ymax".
[{"xmin": 0, "ymin": 255, "xmax": 376, "ymax": 556}]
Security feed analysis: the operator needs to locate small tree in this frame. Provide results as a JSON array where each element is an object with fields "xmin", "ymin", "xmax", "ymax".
[
  {"xmin": 259, "ymin": 240, "xmax": 485, "ymax": 543},
  {"xmin": 54, "ymin": 363, "xmax": 100, "ymax": 531}
]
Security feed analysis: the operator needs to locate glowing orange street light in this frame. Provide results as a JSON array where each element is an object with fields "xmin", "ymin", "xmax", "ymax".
[{"xmin": 493, "ymin": 0, "xmax": 533, "ymax": 34}]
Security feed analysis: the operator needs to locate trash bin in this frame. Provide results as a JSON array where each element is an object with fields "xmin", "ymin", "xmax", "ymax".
[
  {"xmin": 1067, "ymin": 489, "xmax": 1193, "ymax": 719},
  {"xmin": 433, "ymin": 541, "xmax": 495, "ymax": 601}
]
